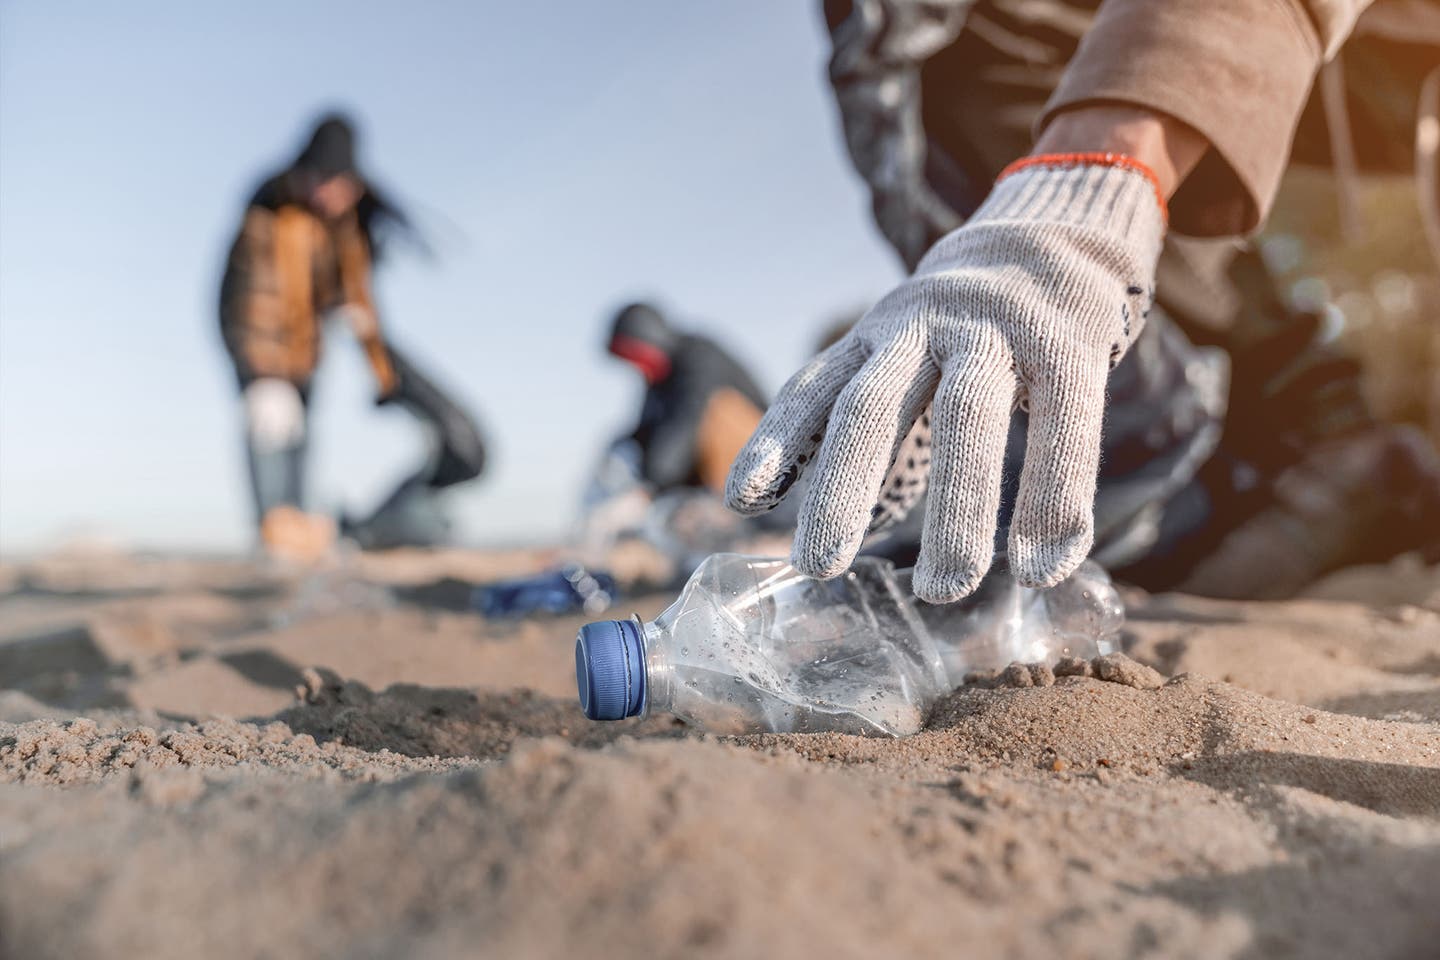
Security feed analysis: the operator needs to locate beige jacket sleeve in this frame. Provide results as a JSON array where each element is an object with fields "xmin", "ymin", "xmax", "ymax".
[{"xmin": 1040, "ymin": 0, "xmax": 1372, "ymax": 236}]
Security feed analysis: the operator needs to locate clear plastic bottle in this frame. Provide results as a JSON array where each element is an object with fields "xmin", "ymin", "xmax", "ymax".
[
  {"xmin": 899, "ymin": 558, "xmax": 1123, "ymax": 681},
  {"xmin": 575, "ymin": 554, "xmax": 1123, "ymax": 737}
]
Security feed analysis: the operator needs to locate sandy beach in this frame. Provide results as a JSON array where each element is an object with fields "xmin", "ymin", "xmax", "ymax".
[{"xmin": 1, "ymin": 547, "xmax": 1437, "ymax": 959}]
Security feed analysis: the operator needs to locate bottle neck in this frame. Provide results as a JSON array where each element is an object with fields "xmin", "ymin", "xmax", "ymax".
[{"xmin": 640, "ymin": 617, "xmax": 674, "ymax": 717}]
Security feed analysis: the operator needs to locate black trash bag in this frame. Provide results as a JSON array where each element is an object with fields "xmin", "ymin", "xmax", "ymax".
[{"xmin": 343, "ymin": 343, "xmax": 486, "ymax": 549}]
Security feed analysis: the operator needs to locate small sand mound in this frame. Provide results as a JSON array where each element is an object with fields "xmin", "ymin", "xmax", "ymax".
[
  {"xmin": 0, "ymin": 713, "xmax": 473, "ymax": 788},
  {"xmin": 963, "ymin": 652, "xmax": 1167, "ymax": 690},
  {"xmin": 751, "ymin": 658, "xmax": 1440, "ymax": 812}
]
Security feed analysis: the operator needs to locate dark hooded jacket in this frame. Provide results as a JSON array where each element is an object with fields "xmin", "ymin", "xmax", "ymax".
[{"xmin": 610, "ymin": 303, "xmax": 769, "ymax": 493}]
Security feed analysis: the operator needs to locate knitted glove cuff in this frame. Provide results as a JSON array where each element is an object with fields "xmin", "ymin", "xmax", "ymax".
[{"xmin": 979, "ymin": 154, "xmax": 1167, "ymax": 258}]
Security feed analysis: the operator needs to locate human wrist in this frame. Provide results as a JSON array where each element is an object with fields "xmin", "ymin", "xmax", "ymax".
[{"xmin": 1033, "ymin": 105, "xmax": 1207, "ymax": 198}]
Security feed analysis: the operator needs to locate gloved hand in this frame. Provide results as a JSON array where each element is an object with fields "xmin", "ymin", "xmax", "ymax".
[
  {"xmin": 726, "ymin": 156, "xmax": 1167, "ymax": 602},
  {"xmin": 243, "ymin": 378, "xmax": 307, "ymax": 452}
]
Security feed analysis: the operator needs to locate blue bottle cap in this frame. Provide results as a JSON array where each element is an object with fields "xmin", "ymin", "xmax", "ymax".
[{"xmin": 575, "ymin": 619, "xmax": 647, "ymax": 721}]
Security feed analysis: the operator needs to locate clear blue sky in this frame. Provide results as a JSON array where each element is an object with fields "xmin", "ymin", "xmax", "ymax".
[{"xmin": 0, "ymin": 2, "xmax": 901, "ymax": 553}]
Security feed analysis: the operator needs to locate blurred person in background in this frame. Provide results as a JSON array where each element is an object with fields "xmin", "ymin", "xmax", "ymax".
[
  {"xmin": 577, "ymin": 302, "xmax": 775, "ymax": 567},
  {"xmin": 219, "ymin": 113, "xmax": 485, "ymax": 562},
  {"xmin": 606, "ymin": 301, "xmax": 768, "ymax": 497},
  {"xmin": 726, "ymin": 0, "xmax": 1440, "ymax": 602}
]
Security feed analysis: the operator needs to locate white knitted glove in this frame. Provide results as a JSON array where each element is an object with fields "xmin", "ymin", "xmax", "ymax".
[
  {"xmin": 727, "ymin": 157, "xmax": 1167, "ymax": 603},
  {"xmin": 243, "ymin": 378, "xmax": 307, "ymax": 453}
]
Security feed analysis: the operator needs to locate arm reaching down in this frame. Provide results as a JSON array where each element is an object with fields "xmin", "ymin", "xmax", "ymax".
[
  {"xmin": 335, "ymin": 211, "xmax": 399, "ymax": 401},
  {"xmin": 734, "ymin": 0, "xmax": 1376, "ymax": 602}
]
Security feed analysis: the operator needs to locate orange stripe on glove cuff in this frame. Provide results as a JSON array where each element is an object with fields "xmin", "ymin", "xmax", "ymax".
[{"xmin": 1000, "ymin": 152, "xmax": 1168, "ymax": 225}]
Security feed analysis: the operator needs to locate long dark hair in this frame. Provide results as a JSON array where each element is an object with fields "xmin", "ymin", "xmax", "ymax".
[{"xmin": 250, "ymin": 111, "xmax": 426, "ymax": 261}]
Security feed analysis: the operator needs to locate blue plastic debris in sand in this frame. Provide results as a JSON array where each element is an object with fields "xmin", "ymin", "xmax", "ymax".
[{"xmin": 474, "ymin": 564, "xmax": 617, "ymax": 619}]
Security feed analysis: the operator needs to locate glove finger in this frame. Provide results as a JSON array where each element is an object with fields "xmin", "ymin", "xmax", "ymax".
[
  {"xmin": 867, "ymin": 404, "xmax": 933, "ymax": 535},
  {"xmin": 912, "ymin": 334, "xmax": 1017, "ymax": 603},
  {"xmin": 793, "ymin": 327, "xmax": 938, "ymax": 579},
  {"xmin": 1008, "ymin": 348, "xmax": 1110, "ymax": 588},
  {"xmin": 725, "ymin": 336, "xmax": 867, "ymax": 516}
]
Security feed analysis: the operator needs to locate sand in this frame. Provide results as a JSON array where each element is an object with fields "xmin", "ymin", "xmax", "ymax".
[{"xmin": 0, "ymin": 547, "xmax": 1437, "ymax": 959}]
